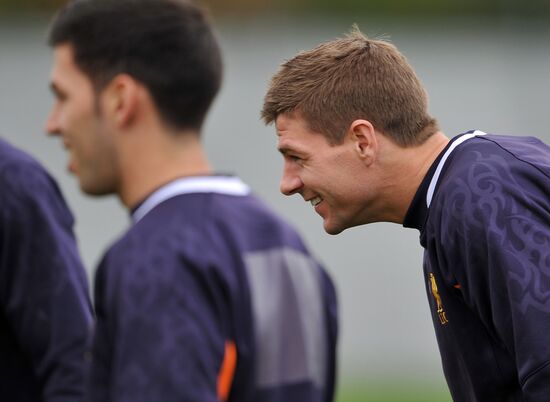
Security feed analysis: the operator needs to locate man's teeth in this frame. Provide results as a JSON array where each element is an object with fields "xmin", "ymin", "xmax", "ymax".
[{"xmin": 310, "ymin": 196, "xmax": 322, "ymax": 206}]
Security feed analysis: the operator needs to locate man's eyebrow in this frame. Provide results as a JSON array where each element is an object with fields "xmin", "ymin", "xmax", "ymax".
[
  {"xmin": 277, "ymin": 144, "xmax": 299, "ymax": 156},
  {"xmin": 277, "ymin": 146, "xmax": 289, "ymax": 155}
]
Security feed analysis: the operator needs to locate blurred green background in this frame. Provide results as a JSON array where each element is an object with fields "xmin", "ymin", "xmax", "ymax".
[
  {"xmin": 2, "ymin": 1, "xmax": 549, "ymax": 402},
  {"xmin": 2, "ymin": 0, "xmax": 550, "ymax": 17}
]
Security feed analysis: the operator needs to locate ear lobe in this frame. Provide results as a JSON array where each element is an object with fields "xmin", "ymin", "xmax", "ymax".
[{"xmin": 350, "ymin": 119, "xmax": 377, "ymax": 164}]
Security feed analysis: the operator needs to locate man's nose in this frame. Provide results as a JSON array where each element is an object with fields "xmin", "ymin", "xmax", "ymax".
[
  {"xmin": 44, "ymin": 108, "xmax": 60, "ymax": 136},
  {"xmin": 279, "ymin": 165, "xmax": 303, "ymax": 196}
]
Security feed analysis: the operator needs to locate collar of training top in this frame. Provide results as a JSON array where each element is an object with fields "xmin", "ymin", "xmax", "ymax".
[
  {"xmin": 403, "ymin": 130, "xmax": 486, "ymax": 232},
  {"xmin": 132, "ymin": 175, "xmax": 251, "ymax": 224}
]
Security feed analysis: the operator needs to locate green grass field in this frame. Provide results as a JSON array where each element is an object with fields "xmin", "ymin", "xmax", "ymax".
[{"xmin": 336, "ymin": 381, "xmax": 452, "ymax": 402}]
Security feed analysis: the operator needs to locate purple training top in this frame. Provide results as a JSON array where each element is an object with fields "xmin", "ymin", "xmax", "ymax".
[
  {"xmin": 88, "ymin": 175, "xmax": 338, "ymax": 402},
  {"xmin": 0, "ymin": 138, "xmax": 93, "ymax": 402},
  {"xmin": 405, "ymin": 131, "xmax": 550, "ymax": 401}
]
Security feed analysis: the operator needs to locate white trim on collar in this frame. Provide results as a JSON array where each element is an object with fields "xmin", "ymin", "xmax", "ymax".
[
  {"xmin": 132, "ymin": 176, "xmax": 250, "ymax": 223},
  {"xmin": 426, "ymin": 130, "xmax": 487, "ymax": 208}
]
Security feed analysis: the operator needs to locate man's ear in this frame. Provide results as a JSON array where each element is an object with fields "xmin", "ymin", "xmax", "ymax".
[
  {"xmin": 101, "ymin": 74, "xmax": 140, "ymax": 128},
  {"xmin": 349, "ymin": 119, "xmax": 378, "ymax": 165}
]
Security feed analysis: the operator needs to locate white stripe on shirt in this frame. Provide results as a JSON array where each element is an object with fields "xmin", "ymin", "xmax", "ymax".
[
  {"xmin": 426, "ymin": 130, "xmax": 487, "ymax": 208},
  {"xmin": 132, "ymin": 176, "xmax": 250, "ymax": 223}
]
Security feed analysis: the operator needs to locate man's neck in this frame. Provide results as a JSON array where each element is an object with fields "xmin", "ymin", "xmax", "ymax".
[
  {"xmin": 117, "ymin": 131, "xmax": 212, "ymax": 209},
  {"xmin": 378, "ymin": 131, "xmax": 449, "ymax": 224}
]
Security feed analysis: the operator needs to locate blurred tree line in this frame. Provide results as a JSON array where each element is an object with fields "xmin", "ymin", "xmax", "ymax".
[
  {"xmin": 1, "ymin": 0, "xmax": 548, "ymax": 19},
  {"xmin": 204, "ymin": 0, "xmax": 550, "ymax": 19},
  {"xmin": 0, "ymin": 0, "xmax": 65, "ymax": 14}
]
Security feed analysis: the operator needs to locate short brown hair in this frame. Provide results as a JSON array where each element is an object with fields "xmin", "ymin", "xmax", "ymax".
[{"xmin": 261, "ymin": 27, "xmax": 438, "ymax": 146}]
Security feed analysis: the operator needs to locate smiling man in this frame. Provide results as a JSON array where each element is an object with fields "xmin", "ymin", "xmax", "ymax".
[
  {"xmin": 274, "ymin": 111, "xmax": 447, "ymax": 234},
  {"xmin": 263, "ymin": 28, "xmax": 550, "ymax": 401},
  {"xmin": 44, "ymin": 1, "xmax": 337, "ymax": 402}
]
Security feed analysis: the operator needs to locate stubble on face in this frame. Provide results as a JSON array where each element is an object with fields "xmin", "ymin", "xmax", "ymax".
[
  {"xmin": 276, "ymin": 113, "xmax": 372, "ymax": 235},
  {"xmin": 47, "ymin": 44, "xmax": 120, "ymax": 197}
]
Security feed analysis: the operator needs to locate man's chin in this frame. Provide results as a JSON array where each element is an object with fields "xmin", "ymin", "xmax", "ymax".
[
  {"xmin": 323, "ymin": 220, "xmax": 346, "ymax": 236},
  {"xmin": 79, "ymin": 180, "xmax": 114, "ymax": 197}
]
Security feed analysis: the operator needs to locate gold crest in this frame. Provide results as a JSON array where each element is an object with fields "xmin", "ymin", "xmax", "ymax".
[{"xmin": 429, "ymin": 273, "xmax": 449, "ymax": 325}]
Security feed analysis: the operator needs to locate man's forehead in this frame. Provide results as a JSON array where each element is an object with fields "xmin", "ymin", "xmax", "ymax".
[
  {"xmin": 275, "ymin": 112, "xmax": 300, "ymax": 132},
  {"xmin": 274, "ymin": 116, "xmax": 286, "ymax": 135},
  {"xmin": 52, "ymin": 43, "xmax": 74, "ymax": 65},
  {"xmin": 50, "ymin": 43, "xmax": 92, "ymax": 87},
  {"xmin": 276, "ymin": 127, "xmax": 309, "ymax": 155}
]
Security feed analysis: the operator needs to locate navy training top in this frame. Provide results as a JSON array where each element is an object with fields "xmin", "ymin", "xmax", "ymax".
[
  {"xmin": 404, "ymin": 131, "xmax": 550, "ymax": 401},
  {"xmin": 88, "ymin": 175, "xmax": 338, "ymax": 402},
  {"xmin": 0, "ymin": 138, "xmax": 93, "ymax": 402}
]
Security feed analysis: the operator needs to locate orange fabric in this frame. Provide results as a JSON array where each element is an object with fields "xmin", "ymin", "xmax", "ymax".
[{"xmin": 217, "ymin": 340, "xmax": 237, "ymax": 401}]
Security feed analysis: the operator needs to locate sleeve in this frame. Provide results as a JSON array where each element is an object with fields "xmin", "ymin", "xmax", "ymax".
[
  {"xmin": 320, "ymin": 266, "xmax": 338, "ymax": 402},
  {"xmin": 88, "ymin": 236, "xmax": 228, "ymax": 402},
  {"xmin": 439, "ymin": 158, "xmax": 550, "ymax": 401},
  {"xmin": 0, "ymin": 162, "xmax": 93, "ymax": 402}
]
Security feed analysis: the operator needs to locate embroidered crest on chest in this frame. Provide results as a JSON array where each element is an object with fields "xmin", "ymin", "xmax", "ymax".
[{"xmin": 429, "ymin": 273, "xmax": 449, "ymax": 325}]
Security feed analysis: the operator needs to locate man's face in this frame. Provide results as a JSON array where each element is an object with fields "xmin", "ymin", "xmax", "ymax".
[
  {"xmin": 276, "ymin": 113, "xmax": 372, "ymax": 235},
  {"xmin": 45, "ymin": 43, "xmax": 118, "ymax": 196}
]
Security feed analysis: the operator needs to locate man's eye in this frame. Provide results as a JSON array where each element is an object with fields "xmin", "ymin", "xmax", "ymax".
[
  {"xmin": 283, "ymin": 153, "xmax": 303, "ymax": 164},
  {"xmin": 51, "ymin": 92, "xmax": 67, "ymax": 103}
]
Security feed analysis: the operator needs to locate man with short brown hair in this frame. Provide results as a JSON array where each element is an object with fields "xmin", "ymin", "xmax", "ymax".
[{"xmin": 263, "ymin": 27, "xmax": 550, "ymax": 401}]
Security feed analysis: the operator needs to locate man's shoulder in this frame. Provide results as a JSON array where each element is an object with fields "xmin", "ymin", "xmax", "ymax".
[
  {"xmin": 139, "ymin": 191, "xmax": 307, "ymax": 251},
  {"xmin": 99, "ymin": 204, "xmax": 213, "ymax": 276},
  {"xmin": 455, "ymin": 133, "xmax": 550, "ymax": 168},
  {"xmin": 0, "ymin": 139, "xmax": 56, "ymax": 194},
  {"xmin": 429, "ymin": 133, "xmax": 550, "ymax": 238},
  {"xmin": 100, "ymin": 192, "xmax": 315, "ymax": 278},
  {"xmin": 441, "ymin": 133, "xmax": 550, "ymax": 188},
  {"xmin": 211, "ymin": 192, "xmax": 311, "ymax": 252},
  {"xmin": 479, "ymin": 134, "xmax": 550, "ymax": 177},
  {"xmin": 0, "ymin": 139, "xmax": 68, "ymax": 218}
]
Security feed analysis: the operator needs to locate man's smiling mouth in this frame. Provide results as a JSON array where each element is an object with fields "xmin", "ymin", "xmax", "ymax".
[{"xmin": 310, "ymin": 196, "xmax": 322, "ymax": 207}]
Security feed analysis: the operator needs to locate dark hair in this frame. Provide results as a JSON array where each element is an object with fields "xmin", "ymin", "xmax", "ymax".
[
  {"xmin": 262, "ymin": 27, "xmax": 438, "ymax": 147},
  {"xmin": 48, "ymin": 0, "xmax": 222, "ymax": 132}
]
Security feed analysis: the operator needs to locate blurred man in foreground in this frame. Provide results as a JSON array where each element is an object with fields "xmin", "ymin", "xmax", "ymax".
[
  {"xmin": 0, "ymin": 137, "xmax": 92, "ymax": 401},
  {"xmin": 45, "ymin": 1, "xmax": 338, "ymax": 401}
]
